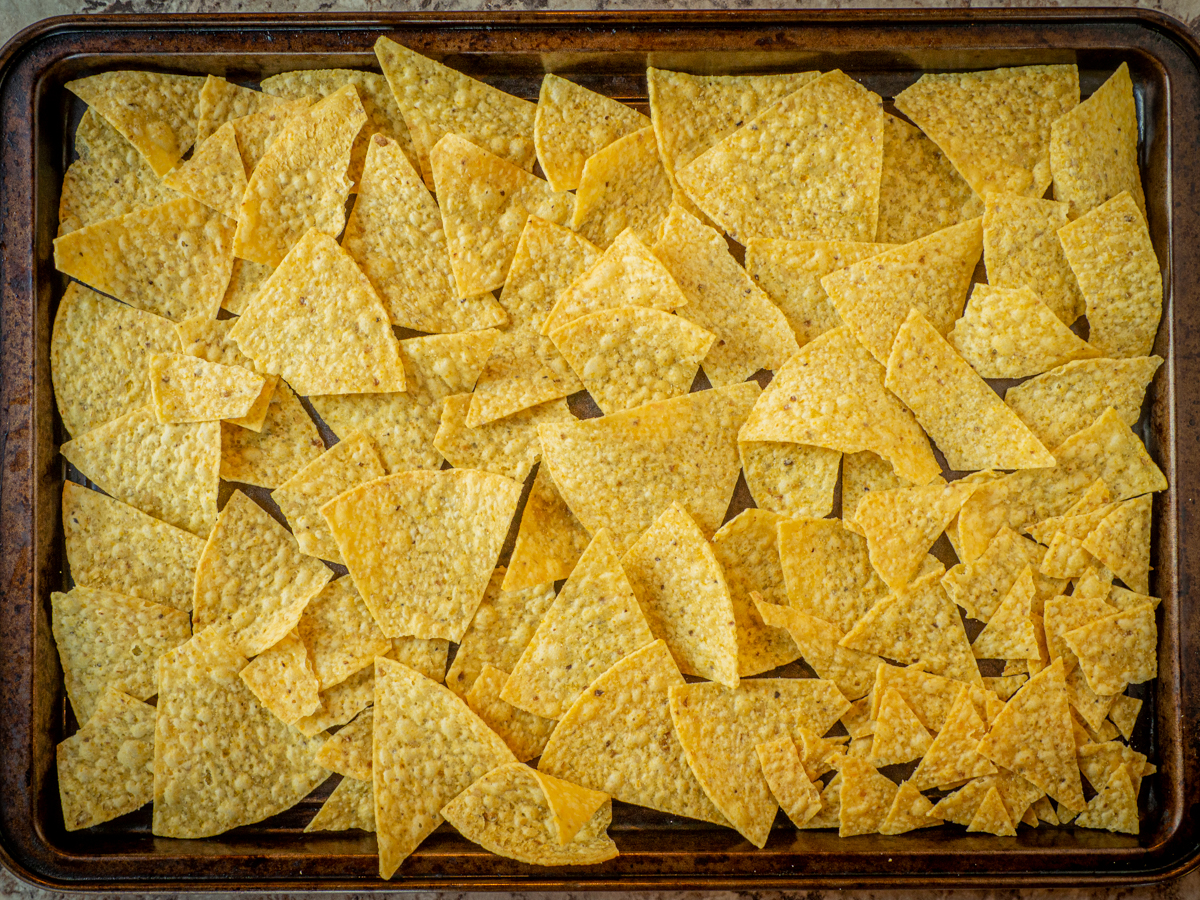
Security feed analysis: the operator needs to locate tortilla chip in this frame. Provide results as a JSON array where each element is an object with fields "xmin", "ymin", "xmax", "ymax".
[
  {"xmin": 66, "ymin": 71, "xmax": 205, "ymax": 176},
  {"xmin": 931, "ymin": 771, "xmax": 1042, "ymax": 827},
  {"xmin": 675, "ymin": 71, "xmax": 884, "ymax": 245},
  {"xmin": 1073, "ymin": 566, "xmax": 1116, "ymax": 601},
  {"xmin": 876, "ymin": 114, "xmax": 981, "ymax": 244},
  {"xmin": 311, "ymin": 329, "xmax": 499, "ymax": 473},
  {"xmin": 840, "ymin": 451, "xmax": 909, "ymax": 532},
  {"xmin": 965, "ymin": 786, "xmax": 1017, "ymax": 836},
  {"xmin": 571, "ymin": 126, "xmax": 672, "ymax": 249},
  {"xmin": 880, "ymin": 781, "xmax": 941, "ymax": 835},
  {"xmin": 294, "ymin": 578, "xmax": 389, "ymax": 693},
  {"xmin": 1051, "ymin": 63, "xmax": 1146, "ymax": 220},
  {"xmin": 739, "ymin": 326, "xmax": 939, "ymax": 484},
  {"xmin": 538, "ymin": 382, "xmax": 758, "ymax": 552},
  {"xmin": 777, "ymin": 516, "xmax": 887, "ymax": 632},
  {"xmin": 373, "ymin": 655, "xmax": 515, "ymax": 877},
  {"xmin": 1075, "ymin": 762, "xmax": 1139, "ymax": 834},
  {"xmin": 221, "ymin": 380, "xmax": 324, "ymax": 488},
  {"xmin": 942, "ymin": 526, "xmax": 1065, "ymax": 622},
  {"xmin": 53, "ymin": 197, "xmax": 235, "ymax": 323},
  {"xmin": 542, "ymin": 227, "xmax": 688, "ymax": 336},
  {"xmin": 1108, "ymin": 694, "xmax": 1143, "ymax": 740},
  {"xmin": 841, "ymin": 696, "xmax": 875, "ymax": 740},
  {"xmin": 220, "ymin": 258, "xmax": 273, "ymax": 316},
  {"xmin": 756, "ymin": 600, "xmax": 878, "ymax": 701},
  {"xmin": 972, "ymin": 566, "xmax": 1039, "ymax": 660},
  {"xmin": 315, "ymin": 707, "xmax": 373, "ymax": 781},
  {"xmin": 389, "ymin": 636, "xmax": 451, "ymax": 684},
  {"xmin": 842, "ymin": 573, "xmax": 981, "ymax": 684},
  {"xmin": 502, "ymin": 466, "xmax": 591, "ymax": 593},
  {"xmin": 870, "ymin": 687, "xmax": 933, "ymax": 767},
  {"xmin": 435, "ymin": 394, "xmax": 571, "ymax": 481},
  {"xmin": 162, "ymin": 121, "xmax": 247, "ymax": 219},
  {"xmin": 744, "ymin": 239, "xmax": 894, "ymax": 347},
  {"xmin": 322, "ymin": 469, "xmax": 521, "ymax": 641},
  {"xmin": 1064, "ymin": 603, "xmax": 1157, "ymax": 696},
  {"xmin": 885, "ymin": 309, "xmax": 1055, "ymax": 470},
  {"xmin": 194, "ymin": 75, "xmax": 282, "ymax": 144},
  {"xmin": 294, "ymin": 665, "xmax": 376, "ymax": 737},
  {"xmin": 233, "ymin": 85, "xmax": 365, "ymax": 266},
  {"xmin": 669, "ymin": 678, "xmax": 850, "ymax": 846},
  {"xmin": 893, "ymin": 64, "xmax": 1079, "ymax": 198},
  {"xmin": 910, "ymin": 686, "xmax": 997, "ymax": 790},
  {"xmin": 801, "ymin": 773, "xmax": 844, "ymax": 830},
  {"xmin": 229, "ymin": 97, "xmax": 315, "ymax": 176},
  {"xmin": 468, "ymin": 218, "xmax": 598, "ymax": 427},
  {"xmin": 1059, "ymin": 191, "xmax": 1162, "ymax": 358},
  {"xmin": 1043, "ymin": 593, "xmax": 1114, "ymax": 673},
  {"xmin": 1065, "ymin": 663, "xmax": 1118, "ymax": 732},
  {"xmin": 306, "ymin": 775, "xmax": 376, "ymax": 833},
  {"xmin": 1078, "ymin": 741, "xmax": 1148, "ymax": 794},
  {"xmin": 738, "ymin": 442, "xmax": 839, "ymax": 520},
  {"xmin": 238, "ymin": 630, "xmax": 321, "ymax": 725},
  {"xmin": 57, "ymin": 688, "xmax": 155, "ymax": 830},
  {"xmin": 1082, "ymin": 496, "xmax": 1152, "ymax": 594},
  {"xmin": 173, "ymin": 316, "xmax": 276, "ymax": 430},
  {"xmin": 834, "ymin": 756, "xmax": 898, "ymax": 837},
  {"xmin": 59, "ymin": 109, "xmax": 180, "ymax": 236},
  {"xmin": 147, "ymin": 353, "xmax": 265, "ymax": 425},
  {"xmin": 465, "ymin": 665, "xmax": 557, "ymax": 763},
  {"xmin": 756, "ymin": 737, "xmax": 822, "ymax": 827},
  {"xmin": 982, "ymin": 193, "xmax": 1085, "ymax": 325}
]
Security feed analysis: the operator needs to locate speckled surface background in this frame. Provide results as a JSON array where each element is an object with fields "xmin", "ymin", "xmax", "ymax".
[{"xmin": 1, "ymin": 0, "xmax": 1196, "ymax": 896}]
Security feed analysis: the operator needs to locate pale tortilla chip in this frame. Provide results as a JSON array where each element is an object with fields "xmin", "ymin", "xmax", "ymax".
[
  {"xmin": 465, "ymin": 665, "xmax": 557, "ymax": 763},
  {"xmin": 221, "ymin": 380, "xmax": 325, "ymax": 488},
  {"xmin": 1108, "ymin": 693, "xmax": 1143, "ymax": 740},
  {"xmin": 161, "ymin": 121, "xmax": 247, "ymax": 219},
  {"xmin": 802, "ymin": 774, "xmax": 844, "ymax": 830},
  {"xmin": 870, "ymin": 687, "xmax": 932, "ymax": 767},
  {"xmin": 316, "ymin": 707, "xmax": 373, "ymax": 780},
  {"xmin": 870, "ymin": 663, "xmax": 961, "ymax": 733},
  {"xmin": 1043, "ymin": 593, "xmax": 1115, "ymax": 673},
  {"xmin": 174, "ymin": 316, "xmax": 277, "ymax": 431},
  {"xmin": 777, "ymin": 516, "xmax": 888, "ymax": 633},
  {"xmin": 841, "ymin": 450, "xmax": 912, "ymax": 532},
  {"xmin": 573, "ymin": 126, "xmax": 672, "ymax": 249},
  {"xmin": 435, "ymin": 394, "xmax": 572, "ymax": 481},
  {"xmin": 305, "ymin": 775, "xmax": 375, "ymax": 833},
  {"xmin": 756, "ymin": 737, "xmax": 822, "ymax": 828},
  {"xmin": 1065, "ymin": 663, "xmax": 1118, "ymax": 732},
  {"xmin": 880, "ymin": 782, "xmax": 941, "ymax": 835},
  {"xmin": 1064, "ymin": 603, "xmax": 1157, "ymax": 696},
  {"xmin": 195, "ymin": 75, "xmax": 282, "ymax": 143},
  {"xmin": 941, "ymin": 525, "xmax": 1066, "ymax": 622},
  {"xmin": 739, "ymin": 441, "xmax": 840, "ymax": 520},
  {"xmin": 967, "ymin": 786, "xmax": 1018, "ymax": 836},
  {"xmin": 147, "ymin": 353, "xmax": 265, "ymax": 424},
  {"xmin": 756, "ymin": 600, "xmax": 878, "ymax": 701},
  {"xmin": 1083, "ymin": 496, "xmax": 1151, "ymax": 593},
  {"xmin": 971, "ymin": 566, "xmax": 1039, "ymax": 660},
  {"xmin": 293, "ymin": 665, "xmax": 376, "ymax": 737},
  {"xmin": 238, "ymin": 631, "xmax": 321, "ymax": 725},
  {"xmin": 229, "ymin": 97, "xmax": 315, "ymax": 175},
  {"xmin": 835, "ymin": 756, "xmax": 898, "ymax": 837},
  {"xmin": 909, "ymin": 685, "xmax": 997, "ymax": 790},
  {"xmin": 220, "ymin": 258, "xmax": 273, "ymax": 316},
  {"xmin": 296, "ymin": 577, "xmax": 389, "ymax": 692},
  {"xmin": 985, "ymin": 674, "xmax": 1028, "ymax": 701},
  {"xmin": 1075, "ymin": 762, "xmax": 1140, "ymax": 834},
  {"xmin": 931, "ymin": 772, "xmax": 1042, "ymax": 827},
  {"xmin": 501, "ymin": 466, "xmax": 591, "ymax": 593}
]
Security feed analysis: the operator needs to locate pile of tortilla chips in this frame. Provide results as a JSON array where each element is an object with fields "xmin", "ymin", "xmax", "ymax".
[{"xmin": 49, "ymin": 46, "xmax": 1162, "ymax": 878}]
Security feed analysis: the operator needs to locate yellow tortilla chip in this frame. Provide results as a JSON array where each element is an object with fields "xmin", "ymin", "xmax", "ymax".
[
  {"xmin": 821, "ymin": 217, "xmax": 982, "ymax": 365},
  {"xmin": 739, "ymin": 441, "xmax": 840, "ymax": 520},
  {"xmin": 971, "ymin": 566, "xmax": 1039, "ymax": 660},
  {"xmin": 669, "ymin": 678, "xmax": 850, "ymax": 846},
  {"xmin": 756, "ymin": 737, "xmax": 822, "ymax": 827},
  {"xmin": 801, "ymin": 773, "xmax": 844, "ymax": 829},
  {"xmin": 744, "ymin": 239, "xmax": 894, "ymax": 347},
  {"xmin": 1082, "ymin": 496, "xmax": 1151, "ymax": 593},
  {"xmin": 572, "ymin": 126, "xmax": 672, "ymax": 249},
  {"xmin": 1108, "ymin": 693, "xmax": 1143, "ymax": 740},
  {"xmin": 296, "ymin": 578, "xmax": 389, "ymax": 692},
  {"xmin": 322, "ymin": 469, "xmax": 522, "ymax": 641},
  {"xmin": 60, "ymin": 406, "xmax": 219, "ymax": 536},
  {"xmin": 147, "ymin": 353, "xmax": 265, "ymax": 424},
  {"xmin": 341, "ymin": 135, "xmax": 505, "ymax": 333},
  {"xmin": 294, "ymin": 665, "xmax": 376, "ymax": 738},
  {"xmin": 161, "ymin": 121, "xmax": 247, "ymax": 219},
  {"xmin": 886, "ymin": 309, "xmax": 1054, "ymax": 470},
  {"xmin": 1059, "ymin": 191, "xmax": 1162, "ymax": 359},
  {"xmin": 777, "ymin": 516, "xmax": 888, "ymax": 633},
  {"xmin": 1078, "ymin": 741, "xmax": 1148, "ymax": 795},
  {"xmin": 942, "ymin": 526, "xmax": 1065, "ymax": 622},
  {"xmin": 538, "ymin": 382, "xmax": 758, "ymax": 552},
  {"xmin": 372, "ymin": 655, "xmax": 515, "ymax": 878},
  {"xmin": 311, "ymin": 329, "xmax": 499, "ymax": 473},
  {"xmin": 871, "ymin": 664, "xmax": 960, "ymax": 734},
  {"xmin": 238, "ymin": 630, "xmax": 321, "ymax": 725},
  {"xmin": 1065, "ymin": 663, "xmax": 1118, "ymax": 731},
  {"xmin": 870, "ymin": 687, "xmax": 933, "ymax": 767},
  {"xmin": 435, "ymin": 393, "xmax": 572, "ymax": 481},
  {"xmin": 876, "ymin": 114, "xmax": 981, "ymax": 244},
  {"xmin": 1075, "ymin": 762, "xmax": 1140, "ymax": 834},
  {"xmin": 51, "ymin": 586, "xmax": 191, "ymax": 724},
  {"xmin": 652, "ymin": 204, "xmax": 799, "ymax": 385},
  {"xmin": 66, "ymin": 71, "xmax": 205, "ymax": 176},
  {"xmin": 465, "ymin": 665, "xmax": 557, "ymax": 763},
  {"xmin": 893, "ymin": 64, "xmax": 1079, "ymax": 198},
  {"xmin": 841, "ymin": 450, "xmax": 911, "ymax": 532},
  {"xmin": 229, "ymin": 97, "xmax": 315, "ymax": 176},
  {"xmin": 982, "ymin": 193, "xmax": 1085, "ymax": 325},
  {"xmin": 675, "ymin": 71, "xmax": 884, "ymax": 245},
  {"xmin": 152, "ymin": 627, "xmax": 328, "ymax": 838},
  {"xmin": 880, "ymin": 781, "xmax": 941, "ymax": 835},
  {"xmin": 835, "ymin": 756, "xmax": 898, "ymax": 837},
  {"xmin": 59, "ymin": 109, "xmax": 180, "ymax": 236},
  {"xmin": 315, "ymin": 707, "xmax": 373, "ymax": 780},
  {"xmin": 193, "ymin": 490, "xmax": 332, "ymax": 656},
  {"xmin": 1043, "ymin": 593, "xmax": 1115, "ymax": 673},
  {"xmin": 739, "ymin": 326, "xmax": 939, "ymax": 485},
  {"xmin": 53, "ymin": 197, "xmax": 235, "ymax": 323},
  {"xmin": 57, "ymin": 688, "xmax": 155, "ymax": 831},
  {"xmin": 305, "ymin": 775, "xmax": 376, "ymax": 833},
  {"xmin": 756, "ymin": 599, "xmax": 878, "ymax": 701},
  {"xmin": 622, "ymin": 503, "xmax": 739, "ymax": 687},
  {"xmin": 931, "ymin": 771, "xmax": 1042, "ymax": 827},
  {"xmin": 174, "ymin": 316, "xmax": 276, "ymax": 431},
  {"xmin": 195, "ymin": 75, "xmax": 282, "ymax": 144},
  {"xmin": 468, "ymin": 218, "xmax": 598, "ymax": 427},
  {"xmin": 966, "ymin": 786, "xmax": 1017, "ymax": 836},
  {"xmin": 1051, "ymin": 63, "xmax": 1146, "ymax": 220},
  {"xmin": 501, "ymin": 466, "xmax": 591, "ymax": 594},
  {"xmin": 220, "ymin": 258, "xmax": 273, "ymax": 316},
  {"xmin": 1064, "ymin": 603, "xmax": 1157, "ymax": 696},
  {"xmin": 535, "ymin": 73, "xmax": 649, "ymax": 192},
  {"xmin": 221, "ymin": 380, "xmax": 324, "ymax": 488},
  {"xmin": 909, "ymin": 686, "xmax": 997, "ymax": 790},
  {"xmin": 985, "ymin": 674, "xmax": 1028, "ymax": 701}
]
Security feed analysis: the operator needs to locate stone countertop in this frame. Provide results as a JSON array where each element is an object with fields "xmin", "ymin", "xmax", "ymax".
[{"xmin": 1, "ymin": 1, "xmax": 1196, "ymax": 897}]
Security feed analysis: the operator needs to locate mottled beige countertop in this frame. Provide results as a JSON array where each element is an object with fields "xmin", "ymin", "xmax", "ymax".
[{"xmin": 1, "ymin": 0, "xmax": 1196, "ymax": 897}]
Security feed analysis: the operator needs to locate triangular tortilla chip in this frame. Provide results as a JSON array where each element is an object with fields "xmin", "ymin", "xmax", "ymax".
[
  {"xmin": 855, "ymin": 481, "xmax": 978, "ymax": 591},
  {"xmin": 572, "ymin": 126, "xmax": 672, "ymax": 249},
  {"xmin": 821, "ymin": 217, "xmax": 982, "ymax": 365},
  {"xmin": 796, "ymin": 727, "xmax": 850, "ymax": 781},
  {"xmin": 431, "ymin": 133, "xmax": 574, "ymax": 297},
  {"xmin": 931, "ymin": 772, "xmax": 1038, "ymax": 826},
  {"xmin": 229, "ymin": 97, "xmax": 315, "ymax": 176},
  {"xmin": 238, "ymin": 630, "xmax": 321, "ymax": 725},
  {"xmin": 653, "ymin": 204, "xmax": 799, "ymax": 385},
  {"xmin": 294, "ymin": 665, "xmax": 376, "ymax": 737},
  {"xmin": 315, "ymin": 707, "xmax": 373, "ymax": 780},
  {"xmin": 877, "ymin": 114, "xmax": 981, "ymax": 245},
  {"xmin": 465, "ymin": 665, "xmax": 557, "ymax": 763},
  {"xmin": 535, "ymin": 73, "xmax": 649, "ymax": 192},
  {"xmin": 942, "ymin": 525, "xmax": 1066, "ymax": 622},
  {"xmin": 977, "ymin": 658, "xmax": 1085, "ymax": 810},
  {"xmin": 57, "ymin": 688, "xmax": 155, "ymax": 830},
  {"xmin": 541, "ymin": 227, "xmax": 688, "ymax": 336},
  {"xmin": 1059, "ymin": 191, "xmax": 1162, "ymax": 359},
  {"xmin": 879, "ymin": 781, "xmax": 941, "ymax": 835},
  {"xmin": 305, "ymin": 776, "xmax": 375, "ymax": 833},
  {"xmin": 296, "ymin": 578, "xmax": 389, "ymax": 692},
  {"xmin": 1108, "ymin": 693, "xmax": 1143, "ymax": 740},
  {"xmin": 841, "ymin": 450, "xmax": 912, "ymax": 531},
  {"xmin": 802, "ymin": 773, "xmax": 844, "ymax": 829},
  {"xmin": 743, "ymin": 238, "xmax": 894, "ymax": 347},
  {"xmin": 1027, "ymin": 478, "xmax": 1114, "ymax": 539},
  {"xmin": 60, "ymin": 406, "xmax": 219, "ymax": 536},
  {"xmin": 59, "ymin": 109, "xmax": 180, "ymax": 236},
  {"xmin": 468, "ymin": 218, "xmax": 597, "ymax": 427},
  {"xmin": 1078, "ymin": 742, "xmax": 1148, "ymax": 795},
  {"xmin": 538, "ymin": 382, "xmax": 758, "ymax": 552},
  {"xmin": 1075, "ymin": 762, "xmax": 1140, "ymax": 834},
  {"xmin": 982, "ymin": 193, "xmax": 1085, "ymax": 325},
  {"xmin": 435, "ymin": 394, "xmax": 572, "ymax": 481},
  {"xmin": 53, "ymin": 197, "xmax": 235, "ymax": 323},
  {"xmin": 193, "ymin": 490, "xmax": 332, "ymax": 656},
  {"xmin": 1108, "ymin": 586, "xmax": 1160, "ymax": 611},
  {"xmin": 972, "ymin": 566, "xmax": 1039, "ymax": 660},
  {"xmin": 967, "ymin": 786, "xmax": 1018, "ymax": 836},
  {"xmin": 51, "ymin": 283, "xmax": 181, "ymax": 438},
  {"xmin": 756, "ymin": 599, "xmax": 877, "ymax": 701},
  {"xmin": 1065, "ymin": 663, "xmax": 1117, "ymax": 731},
  {"xmin": 909, "ymin": 686, "xmax": 997, "ymax": 790},
  {"xmin": 949, "ymin": 284, "xmax": 1098, "ymax": 378},
  {"xmin": 195, "ymin": 75, "xmax": 282, "ymax": 144},
  {"xmin": 229, "ymin": 229, "xmax": 404, "ymax": 394},
  {"xmin": 739, "ymin": 326, "xmax": 940, "ymax": 484},
  {"xmin": 550, "ymin": 306, "xmax": 713, "ymax": 415},
  {"xmin": 147, "ymin": 353, "xmax": 265, "ymax": 424},
  {"xmin": 1082, "ymin": 495, "xmax": 1152, "ymax": 594},
  {"xmin": 676, "ymin": 71, "xmax": 884, "ymax": 245},
  {"xmin": 835, "ymin": 756, "xmax": 898, "ymax": 837},
  {"xmin": 1050, "ymin": 63, "xmax": 1146, "ymax": 220},
  {"xmin": 341, "ymin": 134, "xmax": 505, "ymax": 333},
  {"xmin": 871, "ymin": 663, "xmax": 960, "ymax": 733},
  {"xmin": 220, "ymin": 258, "xmax": 273, "ymax": 315},
  {"xmin": 841, "ymin": 572, "xmax": 982, "ymax": 684},
  {"xmin": 777, "ymin": 516, "xmax": 889, "ymax": 633},
  {"xmin": 322, "ymin": 469, "xmax": 522, "ymax": 641},
  {"xmin": 221, "ymin": 380, "xmax": 324, "ymax": 488},
  {"xmin": 373, "ymin": 656, "xmax": 515, "ymax": 877},
  {"xmin": 233, "ymin": 85, "xmax": 365, "ymax": 266},
  {"xmin": 503, "ymin": 530, "xmax": 654, "ymax": 718},
  {"xmin": 66, "ymin": 71, "xmax": 205, "ymax": 176},
  {"xmin": 870, "ymin": 687, "xmax": 933, "ymax": 767},
  {"xmin": 621, "ymin": 503, "xmax": 739, "ymax": 686},
  {"xmin": 311, "ymin": 329, "xmax": 499, "ymax": 473},
  {"xmin": 51, "ymin": 586, "xmax": 191, "ymax": 724},
  {"xmin": 885, "ymin": 309, "xmax": 1055, "ymax": 470},
  {"xmin": 501, "ymin": 466, "xmax": 591, "ymax": 593},
  {"xmin": 152, "ymin": 628, "xmax": 328, "ymax": 838},
  {"xmin": 1043, "ymin": 593, "xmax": 1114, "ymax": 672},
  {"xmin": 756, "ymin": 737, "xmax": 822, "ymax": 827},
  {"xmin": 374, "ymin": 36, "xmax": 536, "ymax": 185},
  {"xmin": 711, "ymin": 511, "xmax": 801, "ymax": 678},
  {"xmin": 893, "ymin": 64, "xmax": 1079, "ymax": 198},
  {"xmin": 1074, "ymin": 565, "xmax": 1117, "ymax": 601},
  {"xmin": 738, "ymin": 441, "xmax": 840, "ymax": 520},
  {"xmin": 174, "ymin": 316, "xmax": 277, "ymax": 431},
  {"xmin": 669, "ymin": 678, "xmax": 850, "ymax": 846},
  {"xmin": 162, "ymin": 121, "xmax": 247, "ymax": 219},
  {"xmin": 1064, "ymin": 603, "xmax": 1157, "ymax": 696}
]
